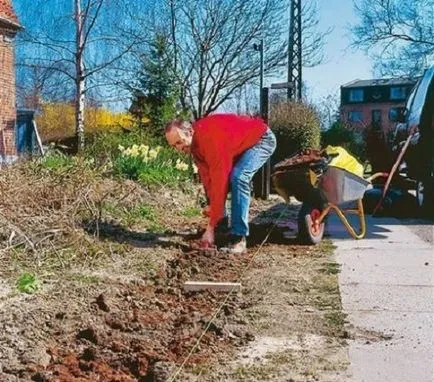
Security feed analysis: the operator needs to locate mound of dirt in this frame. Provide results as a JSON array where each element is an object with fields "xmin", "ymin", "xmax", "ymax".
[{"xmin": 26, "ymin": 246, "xmax": 255, "ymax": 382}]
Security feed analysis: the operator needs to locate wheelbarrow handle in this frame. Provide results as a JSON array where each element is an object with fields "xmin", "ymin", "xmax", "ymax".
[{"xmin": 367, "ymin": 172, "xmax": 389, "ymax": 182}]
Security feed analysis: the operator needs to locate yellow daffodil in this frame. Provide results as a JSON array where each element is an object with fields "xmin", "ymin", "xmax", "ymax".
[
  {"xmin": 148, "ymin": 149, "xmax": 158, "ymax": 160},
  {"xmin": 175, "ymin": 159, "xmax": 189, "ymax": 171},
  {"xmin": 129, "ymin": 146, "xmax": 140, "ymax": 158},
  {"xmin": 140, "ymin": 145, "xmax": 150, "ymax": 155}
]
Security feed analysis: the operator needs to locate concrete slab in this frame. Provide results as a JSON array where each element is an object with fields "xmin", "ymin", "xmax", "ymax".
[
  {"xmin": 339, "ymin": 263, "xmax": 434, "ymax": 286},
  {"xmin": 349, "ymin": 342, "xmax": 434, "ymax": 382},
  {"xmin": 347, "ymin": 311, "xmax": 433, "ymax": 348},
  {"xmin": 328, "ymin": 213, "xmax": 433, "ymax": 248},
  {"xmin": 334, "ymin": 238, "xmax": 432, "ymax": 251},
  {"xmin": 331, "ymin": 213, "xmax": 434, "ymax": 382},
  {"xmin": 340, "ymin": 283, "xmax": 434, "ymax": 312},
  {"xmin": 337, "ymin": 248, "xmax": 433, "ymax": 286}
]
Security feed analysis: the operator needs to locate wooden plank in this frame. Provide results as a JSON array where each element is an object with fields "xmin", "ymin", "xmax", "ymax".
[{"xmin": 184, "ymin": 281, "xmax": 242, "ymax": 292}]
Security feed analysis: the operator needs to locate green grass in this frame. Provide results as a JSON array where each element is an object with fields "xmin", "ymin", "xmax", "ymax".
[
  {"xmin": 129, "ymin": 204, "xmax": 157, "ymax": 221},
  {"xmin": 317, "ymin": 239, "xmax": 336, "ymax": 255},
  {"xmin": 102, "ymin": 202, "xmax": 168, "ymax": 234},
  {"xmin": 71, "ymin": 274, "xmax": 102, "ymax": 284},
  {"xmin": 321, "ymin": 262, "xmax": 341, "ymax": 275},
  {"xmin": 16, "ymin": 272, "xmax": 40, "ymax": 294},
  {"xmin": 181, "ymin": 206, "xmax": 202, "ymax": 217},
  {"xmin": 325, "ymin": 311, "xmax": 347, "ymax": 329},
  {"xmin": 103, "ymin": 203, "xmax": 159, "ymax": 226}
]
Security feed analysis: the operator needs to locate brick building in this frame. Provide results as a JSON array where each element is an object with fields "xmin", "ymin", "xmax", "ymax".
[
  {"xmin": 340, "ymin": 78, "xmax": 417, "ymax": 134},
  {"xmin": 0, "ymin": 0, "xmax": 20, "ymax": 163}
]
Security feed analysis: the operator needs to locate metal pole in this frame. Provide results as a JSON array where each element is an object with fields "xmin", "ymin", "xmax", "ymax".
[
  {"xmin": 296, "ymin": 1, "xmax": 302, "ymax": 100},
  {"xmin": 287, "ymin": 2, "xmax": 295, "ymax": 100},
  {"xmin": 261, "ymin": 87, "xmax": 270, "ymax": 200},
  {"xmin": 254, "ymin": 39, "xmax": 264, "ymax": 115},
  {"xmin": 259, "ymin": 39, "xmax": 264, "ymax": 111},
  {"xmin": 253, "ymin": 40, "xmax": 269, "ymax": 199}
]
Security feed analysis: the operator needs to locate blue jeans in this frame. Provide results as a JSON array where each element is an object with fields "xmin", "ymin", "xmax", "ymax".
[{"xmin": 230, "ymin": 128, "xmax": 276, "ymax": 236}]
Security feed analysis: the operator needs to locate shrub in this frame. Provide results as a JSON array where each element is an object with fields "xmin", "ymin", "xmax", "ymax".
[
  {"xmin": 270, "ymin": 101, "xmax": 321, "ymax": 163},
  {"xmin": 36, "ymin": 103, "xmax": 135, "ymax": 142}
]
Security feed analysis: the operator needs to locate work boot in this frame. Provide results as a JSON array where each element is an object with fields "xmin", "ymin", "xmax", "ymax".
[{"xmin": 220, "ymin": 235, "xmax": 247, "ymax": 254}]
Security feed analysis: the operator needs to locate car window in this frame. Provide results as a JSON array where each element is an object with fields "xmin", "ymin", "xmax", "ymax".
[
  {"xmin": 408, "ymin": 67, "xmax": 434, "ymax": 126},
  {"xmin": 404, "ymin": 84, "xmax": 417, "ymax": 119}
]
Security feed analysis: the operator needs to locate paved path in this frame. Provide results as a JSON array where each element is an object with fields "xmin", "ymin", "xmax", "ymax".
[{"xmin": 329, "ymin": 214, "xmax": 434, "ymax": 382}]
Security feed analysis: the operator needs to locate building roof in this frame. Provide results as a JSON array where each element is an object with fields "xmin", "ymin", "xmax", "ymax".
[
  {"xmin": 0, "ymin": 0, "xmax": 20, "ymax": 28},
  {"xmin": 342, "ymin": 77, "xmax": 418, "ymax": 88}
]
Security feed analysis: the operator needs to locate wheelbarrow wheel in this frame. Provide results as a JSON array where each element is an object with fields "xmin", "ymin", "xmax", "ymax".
[{"xmin": 298, "ymin": 204, "xmax": 325, "ymax": 245}]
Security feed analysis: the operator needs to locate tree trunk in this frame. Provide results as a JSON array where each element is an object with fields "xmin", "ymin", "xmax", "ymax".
[{"xmin": 75, "ymin": 0, "xmax": 85, "ymax": 152}]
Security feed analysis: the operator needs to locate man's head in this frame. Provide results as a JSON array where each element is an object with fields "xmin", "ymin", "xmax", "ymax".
[{"xmin": 165, "ymin": 120, "xmax": 193, "ymax": 153}]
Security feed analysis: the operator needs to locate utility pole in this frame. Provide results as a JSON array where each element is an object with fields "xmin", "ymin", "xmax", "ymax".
[
  {"xmin": 287, "ymin": 0, "xmax": 302, "ymax": 100},
  {"xmin": 253, "ymin": 39, "xmax": 264, "ymax": 114},
  {"xmin": 253, "ymin": 39, "xmax": 270, "ymax": 200}
]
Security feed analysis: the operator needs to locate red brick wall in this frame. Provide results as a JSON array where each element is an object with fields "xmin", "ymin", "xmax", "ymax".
[
  {"xmin": 0, "ymin": 28, "xmax": 16, "ymax": 158},
  {"xmin": 340, "ymin": 102, "xmax": 406, "ymax": 134}
]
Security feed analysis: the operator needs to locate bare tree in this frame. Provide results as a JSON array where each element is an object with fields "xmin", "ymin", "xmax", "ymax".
[
  {"xmin": 169, "ymin": 0, "xmax": 285, "ymax": 118},
  {"xmin": 223, "ymin": 84, "xmax": 259, "ymax": 115},
  {"xmin": 16, "ymin": 65, "xmax": 72, "ymax": 109},
  {"xmin": 313, "ymin": 92, "xmax": 340, "ymax": 130},
  {"xmin": 301, "ymin": 0, "xmax": 332, "ymax": 68},
  {"xmin": 127, "ymin": 0, "xmax": 329, "ymax": 119},
  {"xmin": 351, "ymin": 0, "xmax": 434, "ymax": 76},
  {"xmin": 16, "ymin": 0, "xmax": 136, "ymax": 150}
]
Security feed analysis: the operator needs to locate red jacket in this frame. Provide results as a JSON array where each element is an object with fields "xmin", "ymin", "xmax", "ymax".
[{"xmin": 191, "ymin": 114, "xmax": 267, "ymax": 227}]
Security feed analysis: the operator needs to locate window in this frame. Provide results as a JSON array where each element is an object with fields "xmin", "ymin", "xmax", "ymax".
[
  {"xmin": 348, "ymin": 111, "xmax": 363, "ymax": 122},
  {"xmin": 390, "ymin": 86, "xmax": 407, "ymax": 100},
  {"xmin": 372, "ymin": 110, "xmax": 382, "ymax": 123},
  {"xmin": 389, "ymin": 107, "xmax": 404, "ymax": 122},
  {"xmin": 349, "ymin": 89, "xmax": 364, "ymax": 102},
  {"xmin": 371, "ymin": 110, "xmax": 382, "ymax": 130}
]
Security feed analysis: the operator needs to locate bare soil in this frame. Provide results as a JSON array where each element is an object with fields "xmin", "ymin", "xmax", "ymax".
[{"xmin": 0, "ymin": 164, "xmax": 349, "ymax": 381}]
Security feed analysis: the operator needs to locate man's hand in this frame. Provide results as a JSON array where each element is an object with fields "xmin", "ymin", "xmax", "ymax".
[
  {"xmin": 202, "ymin": 205, "xmax": 211, "ymax": 217},
  {"xmin": 200, "ymin": 224, "xmax": 215, "ymax": 247}
]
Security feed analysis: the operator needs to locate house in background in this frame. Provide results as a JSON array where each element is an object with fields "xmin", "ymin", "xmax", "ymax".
[
  {"xmin": 340, "ymin": 77, "xmax": 418, "ymax": 134},
  {"xmin": 0, "ymin": 0, "xmax": 20, "ymax": 163}
]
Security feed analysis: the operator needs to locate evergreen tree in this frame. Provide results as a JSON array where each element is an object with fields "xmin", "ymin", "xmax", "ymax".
[{"xmin": 132, "ymin": 33, "xmax": 180, "ymax": 134}]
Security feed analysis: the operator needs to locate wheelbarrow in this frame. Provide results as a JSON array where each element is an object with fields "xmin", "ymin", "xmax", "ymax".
[{"xmin": 272, "ymin": 150, "xmax": 386, "ymax": 244}]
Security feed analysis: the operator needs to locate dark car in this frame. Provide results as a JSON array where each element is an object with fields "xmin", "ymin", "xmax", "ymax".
[{"xmin": 392, "ymin": 66, "xmax": 434, "ymax": 215}]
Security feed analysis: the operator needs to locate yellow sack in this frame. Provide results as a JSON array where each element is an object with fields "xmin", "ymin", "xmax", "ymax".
[{"xmin": 324, "ymin": 146, "xmax": 364, "ymax": 178}]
